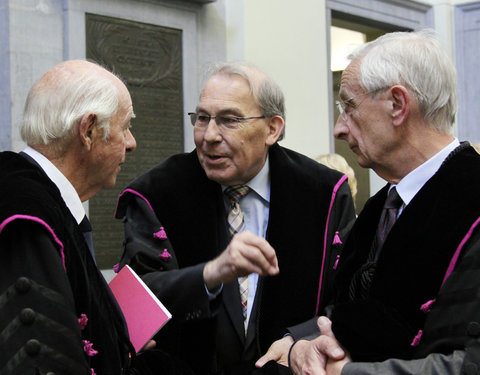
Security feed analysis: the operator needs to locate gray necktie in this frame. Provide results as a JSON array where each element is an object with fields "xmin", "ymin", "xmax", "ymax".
[
  {"xmin": 349, "ymin": 187, "xmax": 403, "ymax": 300},
  {"xmin": 79, "ymin": 215, "xmax": 95, "ymax": 263}
]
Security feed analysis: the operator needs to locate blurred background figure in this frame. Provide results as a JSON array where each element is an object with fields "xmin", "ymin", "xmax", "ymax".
[{"xmin": 316, "ymin": 153, "xmax": 357, "ymax": 210}]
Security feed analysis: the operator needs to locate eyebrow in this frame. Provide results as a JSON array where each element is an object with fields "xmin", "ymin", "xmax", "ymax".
[{"xmin": 195, "ymin": 107, "xmax": 244, "ymax": 116}]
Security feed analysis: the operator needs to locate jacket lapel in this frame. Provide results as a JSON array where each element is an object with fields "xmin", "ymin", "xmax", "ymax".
[{"xmin": 223, "ymin": 280, "xmax": 246, "ymax": 343}]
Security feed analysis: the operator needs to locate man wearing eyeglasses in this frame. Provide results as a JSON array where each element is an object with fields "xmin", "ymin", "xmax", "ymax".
[
  {"xmin": 274, "ymin": 29, "xmax": 480, "ymax": 375},
  {"xmin": 114, "ymin": 62, "xmax": 356, "ymax": 375}
]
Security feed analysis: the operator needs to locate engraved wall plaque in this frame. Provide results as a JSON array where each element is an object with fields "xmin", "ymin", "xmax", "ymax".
[{"xmin": 86, "ymin": 13, "xmax": 183, "ymax": 269}]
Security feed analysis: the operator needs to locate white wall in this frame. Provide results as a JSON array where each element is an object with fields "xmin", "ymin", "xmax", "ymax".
[
  {"xmin": 226, "ymin": 0, "xmax": 331, "ymax": 159},
  {"xmin": 2, "ymin": 0, "xmax": 228, "ymax": 153},
  {"xmin": 226, "ymin": 0, "xmax": 479, "ymax": 198}
]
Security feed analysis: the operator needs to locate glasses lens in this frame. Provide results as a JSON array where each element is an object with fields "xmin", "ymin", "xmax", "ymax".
[
  {"xmin": 189, "ymin": 113, "xmax": 197, "ymax": 126},
  {"xmin": 336, "ymin": 101, "xmax": 347, "ymax": 121},
  {"xmin": 218, "ymin": 116, "xmax": 241, "ymax": 129}
]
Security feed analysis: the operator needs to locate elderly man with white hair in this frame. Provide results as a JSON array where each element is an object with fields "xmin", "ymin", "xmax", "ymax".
[
  {"xmin": 0, "ymin": 60, "xmax": 142, "ymax": 374},
  {"xmin": 258, "ymin": 29, "xmax": 480, "ymax": 375}
]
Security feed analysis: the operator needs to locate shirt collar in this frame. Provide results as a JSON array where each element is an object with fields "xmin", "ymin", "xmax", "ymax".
[
  {"xmin": 246, "ymin": 154, "xmax": 270, "ymax": 203},
  {"xmin": 396, "ymin": 138, "xmax": 460, "ymax": 206},
  {"xmin": 23, "ymin": 146, "xmax": 85, "ymax": 224},
  {"xmin": 222, "ymin": 154, "xmax": 271, "ymax": 203}
]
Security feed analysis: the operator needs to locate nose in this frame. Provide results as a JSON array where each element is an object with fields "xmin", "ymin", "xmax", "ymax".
[
  {"xmin": 333, "ymin": 115, "xmax": 349, "ymax": 139},
  {"xmin": 202, "ymin": 118, "xmax": 222, "ymax": 142},
  {"xmin": 125, "ymin": 129, "xmax": 137, "ymax": 152}
]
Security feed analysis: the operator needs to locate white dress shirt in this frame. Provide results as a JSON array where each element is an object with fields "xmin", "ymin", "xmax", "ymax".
[
  {"xmin": 23, "ymin": 147, "xmax": 85, "ymax": 224},
  {"xmin": 394, "ymin": 138, "xmax": 460, "ymax": 215},
  {"xmin": 222, "ymin": 155, "xmax": 271, "ymax": 328}
]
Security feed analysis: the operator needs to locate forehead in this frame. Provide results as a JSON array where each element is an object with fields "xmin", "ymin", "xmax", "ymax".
[
  {"xmin": 198, "ymin": 74, "xmax": 258, "ymax": 112},
  {"xmin": 339, "ymin": 59, "xmax": 363, "ymax": 98}
]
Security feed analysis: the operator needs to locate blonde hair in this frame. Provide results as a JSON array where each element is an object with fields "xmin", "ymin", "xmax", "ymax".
[{"xmin": 316, "ymin": 153, "xmax": 357, "ymax": 207}]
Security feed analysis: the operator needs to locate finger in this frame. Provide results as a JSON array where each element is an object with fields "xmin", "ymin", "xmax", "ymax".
[
  {"xmin": 317, "ymin": 316, "xmax": 334, "ymax": 337},
  {"xmin": 314, "ymin": 336, "xmax": 344, "ymax": 360},
  {"xmin": 240, "ymin": 247, "xmax": 278, "ymax": 275},
  {"xmin": 256, "ymin": 336, "xmax": 293, "ymax": 368},
  {"xmin": 141, "ymin": 339, "xmax": 156, "ymax": 352},
  {"xmin": 235, "ymin": 233, "xmax": 279, "ymax": 274},
  {"xmin": 255, "ymin": 352, "xmax": 275, "ymax": 368},
  {"xmin": 240, "ymin": 232, "xmax": 278, "ymax": 264}
]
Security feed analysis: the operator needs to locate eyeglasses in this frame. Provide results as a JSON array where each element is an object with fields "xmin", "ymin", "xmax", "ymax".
[
  {"xmin": 188, "ymin": 112, "xmax": 266, "ymax": 131},
  {"xmin": 336, "ymin": 89, "xmax": 385, "ymax": 121}
]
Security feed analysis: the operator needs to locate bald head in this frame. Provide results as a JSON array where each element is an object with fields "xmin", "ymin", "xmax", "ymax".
[{"xmin": 20, "ymin": 60, "xmax": 128, "ymax": 155}]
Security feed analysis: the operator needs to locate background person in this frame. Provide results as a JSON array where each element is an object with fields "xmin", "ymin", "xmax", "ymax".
[{"xmin": 315, "ymin": 153, "xmax": 357, "ymax": 210}]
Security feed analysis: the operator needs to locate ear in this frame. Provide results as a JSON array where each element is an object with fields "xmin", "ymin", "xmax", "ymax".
[
  {"xmin": 78, "ymin": 113, "xmax": 98, "ymax": 150},
  {"xmin": 265, "ymin": 116, "xmax": 285, "ymax": 146},
  {"xmin": 390, "ymin": 85, "xmax": 410, "ymax": 127}
]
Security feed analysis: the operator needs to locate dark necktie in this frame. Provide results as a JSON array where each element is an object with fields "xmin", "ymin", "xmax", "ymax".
[
  {"xmin": 79, "ymin": 215, "xmax": 96, "ymax": 263},
  {"xmin": 224, "ymin": 185, "xmax": 250, "ymax": 332},
  {"xmin": 349, "ymin": 187, "xmax": 403, "ymax": 300}
]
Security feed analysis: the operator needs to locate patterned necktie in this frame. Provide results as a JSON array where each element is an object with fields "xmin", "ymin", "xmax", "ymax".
[
  {"xmin": 349, "ymin": 187, "xmax": 403, "ymax": 300},
  {"xmin": 224, "ymin": 185, "xmax": 251, "ymax": 332}
]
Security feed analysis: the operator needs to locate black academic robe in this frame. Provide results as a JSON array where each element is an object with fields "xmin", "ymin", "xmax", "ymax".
[
  {"xmin": 115, "ymin": 144, "xmax": 356, "ymax": 375},
  {"xmin": 0, "ymin": 151, "xmax": 133, "ymax": 375},
  {"xmin": 331, "ymin": 143, "xmax": 480, "ymax": 362}
]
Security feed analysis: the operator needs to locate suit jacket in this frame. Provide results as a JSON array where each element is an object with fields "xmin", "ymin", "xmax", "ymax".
[
  {"xmin": 331, "ymin": 143, "xmax": 480, "ymax": 365},
  {"xmin": 115, "ymin": 144, "xmax": 355, "ymax": 375}
]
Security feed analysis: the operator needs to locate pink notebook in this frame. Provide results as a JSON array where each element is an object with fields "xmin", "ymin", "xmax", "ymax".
[{"xmin": 109, "ymin": 265, "xmax": 172, "ymax": 352}]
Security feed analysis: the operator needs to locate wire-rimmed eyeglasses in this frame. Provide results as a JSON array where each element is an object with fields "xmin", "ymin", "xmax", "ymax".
[
  {"xmin": 188, "ymin": 112, "xmax": 266, "ymax": 131},
  {"xmin": 335, "ymin": 89, "xmax": 386, "ymax": 121}
]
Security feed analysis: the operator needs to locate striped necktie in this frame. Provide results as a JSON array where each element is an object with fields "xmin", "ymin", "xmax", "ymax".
[{"xmin": 224, "ymin": 185, "xmax": 250, "ymax": 332}]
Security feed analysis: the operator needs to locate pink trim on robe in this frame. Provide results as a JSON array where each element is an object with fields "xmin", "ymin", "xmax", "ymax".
[
  {"xmin": 315, "ymin": 174, "xmax": 349, "ymax": 315},
  {"xmin": 413, "ymin": 217, "xmax": 480, "ymax": 346},
  {"xmin": 116, "ymin": 188, "xmax": 156, "ymax": 216},
  {"xmin": 442, "ymin": 216, "xmax": 480, "ymax": 286},
  {"xmin": 0, "ymin": 214, "xmax": 66, "ymax": 270}
]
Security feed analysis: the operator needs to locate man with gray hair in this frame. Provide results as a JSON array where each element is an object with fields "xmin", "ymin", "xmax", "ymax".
[
  {"xmin": 0, "ymin": 59, "xmax": 154, "ymax": 374},
  {"xmin": 114, "ymin": 62, "xmax": 356, "ymax": 375},
  {"xmin": 264, "ymin": 29, "xmax": 480, "ymax": 375}
]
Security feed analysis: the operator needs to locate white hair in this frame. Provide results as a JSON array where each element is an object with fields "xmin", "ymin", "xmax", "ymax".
[
  {"xmin": 348, "ymin": 29, "xmax": 457, "ymax": 134},
  {"xmin": 204, "ymin": 61, "xmax": 286, "ymax": 140},
  {"xmin": 20, "ymin": 65, "xmax": 119, "ymax": 153}
]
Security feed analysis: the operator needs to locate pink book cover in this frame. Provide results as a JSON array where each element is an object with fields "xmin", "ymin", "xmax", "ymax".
[{"xmin": 109, "ymin": 265, "xmax": 172, "ymax": 353}]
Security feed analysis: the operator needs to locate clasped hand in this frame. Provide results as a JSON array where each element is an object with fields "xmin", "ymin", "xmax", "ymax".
[{"xmin": 256, "ymin": 316, "xmax": 351, "ymax": 375}]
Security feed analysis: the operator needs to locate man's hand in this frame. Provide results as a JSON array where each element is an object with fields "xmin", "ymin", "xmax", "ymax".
[
  {"xmin": 140, "ymin": 340, "xmax": 156, "ymax": 352},
  {"xmin": 326, "ymin": 355, "xmax": 351, "ymax": 375},
  {"xmin": 255, "ymin": 335, "xmax": 294, "ymax": 368},
  {"xmin": 289, "ymin": 317, "xmax": 345, "ymax": 375},
  {"xmin": 203, "ymin": 231, "xmax": 279, "ymax": 289}
]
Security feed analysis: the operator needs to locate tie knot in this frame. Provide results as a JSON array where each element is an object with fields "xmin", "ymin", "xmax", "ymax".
[
  {"xmin": 384, "ymin": 187, "xmax": 403, "ymax": 210},
  {"xmin": 224, "ymin": 185, "xmax": 250, "ymax": 203}
]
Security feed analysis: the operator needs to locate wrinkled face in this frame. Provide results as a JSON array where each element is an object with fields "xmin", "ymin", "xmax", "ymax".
[
  {"xmin": 333, "ymin": 60, "xmax": 392, "ymax": 170},
  {"xmin": 90, "ymin": 84, "xmax": 136, "ymax": 190},
  {"xmin": 194, "ymin": 74, "xmax": 279, "ymax": 186}
]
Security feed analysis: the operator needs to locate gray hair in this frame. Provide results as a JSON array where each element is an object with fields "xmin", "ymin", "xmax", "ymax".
[
  {"xmin": 348, "ymin": 29, "xmax": 457, "ymax": 134},
  {"xmin": 20, "ymin": 63, "xmax": 119, "ymax": 153},
  {"xmin": 203, "ymin": 61, "xmax": 286, "ymax": 141}
]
